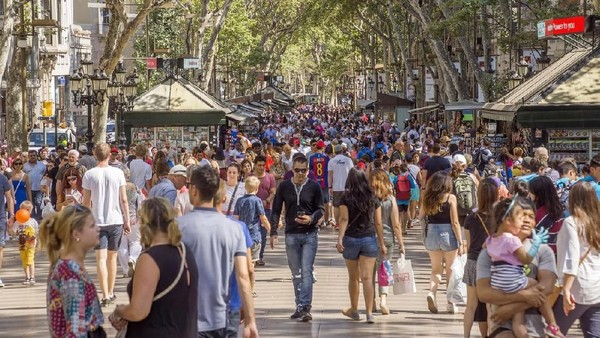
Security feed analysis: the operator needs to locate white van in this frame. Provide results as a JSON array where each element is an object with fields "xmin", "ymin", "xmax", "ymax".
[
  {"xmin": 28, "ymin": 128, "xmax": 77, "ymax": 152},
  {"xmin": 106, "ymin": 121, "xmax": 116, "ymax": 143}
]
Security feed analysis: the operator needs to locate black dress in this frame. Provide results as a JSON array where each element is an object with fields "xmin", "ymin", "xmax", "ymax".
[{"xmin": 126, "ymin": 244, "xmax": 198, "ymax": 338}]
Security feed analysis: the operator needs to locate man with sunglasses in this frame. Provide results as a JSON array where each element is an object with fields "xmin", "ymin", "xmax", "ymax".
[
  {"xmin": 23, "ymin": 150, "xmax": 46, "ymax": 219},
  {"xmin": 270, "ymin": 155, "xmax": 324, "ymax": 322}
]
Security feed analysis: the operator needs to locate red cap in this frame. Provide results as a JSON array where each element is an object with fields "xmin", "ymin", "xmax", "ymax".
[
  {"xmin": 315, "ymin": 140, "xmax": 326, "ymax": 149},
  {"xmin": 294, "ymin": 138, "xmax": 300, "ymax": 145},
  {"xmin": 110, "ymin": 147, "xmax": 119, "ymax": 154}
]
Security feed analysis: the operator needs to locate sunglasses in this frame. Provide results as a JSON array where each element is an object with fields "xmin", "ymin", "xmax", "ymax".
[
  {"xmin": 13, "ymin": 163, "xmax": 22, "ymax": 166},
  {"xmin": 67, "ymin": 176, "xmax": 77, "ymax": 181},
  {"xmin": 293, "ymin": 168, "xmax": 308, "ymax": 174}
]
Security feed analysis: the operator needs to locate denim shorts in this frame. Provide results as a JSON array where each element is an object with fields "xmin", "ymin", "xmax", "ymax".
[
  {"xmin": 424, "ymin": 223, "xmax": 459, "ymax": 252},
  {"xmin": 342, "ymin": 235, "xmax": 378, "ymax": 260},
  {"xmin": 95, "ymin": 224, "xmax": 123, "ymax": 251}
]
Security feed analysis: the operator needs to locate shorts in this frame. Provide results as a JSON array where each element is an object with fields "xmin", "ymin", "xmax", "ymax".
[
  {"xmin": 410, "ymin": 188, "xmax": 420, "ymax": 201},
  {"xmin": 424, "ymin": 223, "xmax": 459, "ymax": 252},
  {"xmin": 321, "ymin": 188, "xmax": 330, "ymax": 204},
  {"xmin": 95, "ymin": 224, "xmax": 123, "ymax": 251},
  {"xmin": 397, "ymin": 204, "xmax": 408, "ymax": 212},
  {"xmin": 462, "ymin": 258, "xmax": 478, "ymax": 287},
  {"xmin": 332, "ymin": 191, "xmax": 343, "ymax": 207},
  {"xmin": 226, "ymin": 308, "xmax": 241, "ymax": 338},
  {"xmin": 20, "ymin": 248, "xmax": 35, "ymax": 268},
  {"xmin": 251, "ymin": 242, "xmax": 261, "ymax": 261},
  {"xmin": 342, "ymin": 235, "xmax": 378, "ymax": 260}
]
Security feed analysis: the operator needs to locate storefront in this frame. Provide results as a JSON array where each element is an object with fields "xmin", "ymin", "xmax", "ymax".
[
  {"xmin": 125, "ymin": 76, "xmax": 231, "ymax": 150},
  {"xmin": 375, "ymin": 92, "xmax": 413, "ymax": 123}
]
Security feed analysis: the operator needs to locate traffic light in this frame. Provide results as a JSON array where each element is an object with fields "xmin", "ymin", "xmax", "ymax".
[
  {"xmin": 42, "ymin": 100, "xmax": 53, "ymax": 117},
  {"xmin": 585, "ymin": 15, "xmax": 598, "ymax": 33}
]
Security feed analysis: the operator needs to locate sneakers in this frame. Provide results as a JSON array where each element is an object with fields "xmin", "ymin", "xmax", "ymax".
[
  {"xmin": 290, "ymin": 308, "xmax": 303, "ymax": 320},
  {"xmin": 0, "ymin": 278, "xmax": 4, "ymax": 287},
  {"xmin": 342, "ymin": 308, "xmax": 360, "ymax": 321},
  {"xmin": 109, "ymin": 294, "xmax": 117, "ymax": 303},
  {"xmin": 546, "ymin": 324, "xmax": 565, "ymax": 338},
  {"xmin": 127, "ymin": 259, "xmax": 135, "ymax": 278},
  {"xmin": 366, "ymin": 314, "xmax": 375, "ymax": 324},
  {"xmin": 301, "ymin": 311, "xmax": 313, "ymax": 322},
  {"xmin": 255, "ymin": 259, "xmax": 265, "ymax": 266},
  {"xmin": 427, "ymin": 292, "xmax": 438, "ymax": 314},
  {"xmin": 101, "ymin": 298, "xmax": 111, "ymax": 307},
  {"xmin": 447, "ymin": 302, "xmax": 458, "ymax": 314},
  {"xmin": 22, "ymin": 278, "xmax": 30, "ymax": 285},
  {"xmin": 29, "ymin": 278, "xmax": 36, "ymax": 286}
]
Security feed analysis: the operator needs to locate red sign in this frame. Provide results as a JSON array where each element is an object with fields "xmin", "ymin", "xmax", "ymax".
[
  {"xmin": 146, "ymin": 57, "xmax": 157, "ymax": 70},
  {"xmin": 545, "ymin": 16, "xmax": 586, "ymax": 37}
]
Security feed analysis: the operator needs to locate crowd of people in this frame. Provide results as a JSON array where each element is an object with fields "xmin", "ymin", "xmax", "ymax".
[{"xmin": 0, "ymin": 103, "xmax": 597, "ymax": 338}]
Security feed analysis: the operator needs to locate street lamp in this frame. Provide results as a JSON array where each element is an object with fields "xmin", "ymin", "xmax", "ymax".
[
  {"xmin": 536, "ymin": 52, "xmax": 551, "ymax": 72},
  {"xmin": 508, "ymin": 71, "xmax": 523, "ymax": 90},
  {"xmin": 107, "ymin": 62, "xmax": 138, "ymax": 149},
  {"xmin": 70, "ymin": 58, "xmax": 109, "ymax": 153},
  {"xmin": 516, "ymin": 58, "xmax": 530, "ymax": 77}
]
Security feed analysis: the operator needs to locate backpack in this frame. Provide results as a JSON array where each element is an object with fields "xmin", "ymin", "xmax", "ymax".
[
  {"xmin": 453, "ymin": 173, "xmax": 476, "ymax": 211},
  {"xmin": 556, "ymin": 180, "xmax": 572, "ymax": 212},
  {"xmin": 472, "ymin": 148, "xmax": 483, "ymax": 169},
  {"xmin": 395, "ymin": 173, "xmax": 411, "ymax": 201}
]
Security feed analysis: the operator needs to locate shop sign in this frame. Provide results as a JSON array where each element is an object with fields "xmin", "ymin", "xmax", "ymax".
[
  {"xmin": 146, "ymin": 58, "xmax": 157, "ymax": 70},
  {"xmin": 538, "ymin": 16, "xmax": 586, "ymax": 38},
  {"xmin": 183, "ymin": 58, "xmax": 200, "ymax": 69}
]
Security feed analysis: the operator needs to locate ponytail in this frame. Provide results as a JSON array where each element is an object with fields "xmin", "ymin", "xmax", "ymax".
[{"xmin": 139, "ymin": 197, "xmax": 182, "ymax": 248}]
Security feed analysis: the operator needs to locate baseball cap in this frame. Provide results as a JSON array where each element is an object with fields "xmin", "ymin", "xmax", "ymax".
[
  {"xmin": 78, "ymin": 144, "xmax": 87, "ymax": 152},
  {"xmin": 110, "ymin": 147, "xmax": 119, "ymax": 154},
  {"xmin": 453, "ymin": 154, "xmax": 467, "ymax": 164},
  {"xmin": 169, "ymin": 164, "xmax": 187, "ymax": 177},
  {"xmin": 315, "ymin": 140, "xmax": 326, "ymax": 149},
  {"xmin": 414, "ymin": 142, "xmax": 423, "ymax": 151}
]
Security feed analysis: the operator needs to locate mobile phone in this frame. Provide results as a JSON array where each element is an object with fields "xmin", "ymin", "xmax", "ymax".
[
  {"xmin": 66, "ymin": 194, "xmax": 73, "ymax": 199},
  {"xmin": 296, "ymin": 210, "xmax": 306, "ymax": 218}
]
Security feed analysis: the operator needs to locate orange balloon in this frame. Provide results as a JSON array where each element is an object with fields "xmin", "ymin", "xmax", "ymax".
[{"xmin": 15, "ymin": 209, "xmax": 30, "ymax": 223}]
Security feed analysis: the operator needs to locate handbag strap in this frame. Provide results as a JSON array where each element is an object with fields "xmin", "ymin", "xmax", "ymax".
[
  {"xmin": 226, "ymin": 182, "xmax": 240, "ymax": 215},
  {"xmin": 579, "ymin": 248, "xmax": 592, "ymax": 267},
  {"xmin": 153, "ymin": 243, "xmax": 187, "ymax": 301},
  {"xmin": 474, "ymin": 212, "xmax": 490, "ymax": 237}
]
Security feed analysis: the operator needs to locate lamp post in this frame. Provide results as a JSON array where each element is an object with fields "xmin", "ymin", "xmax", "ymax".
[
  {"xmin": 107, "ymin": 62, "xmax": 138, "ymax": 149},
  {"xmin": 69, "ymin": 58, "xmax": 109, "ymax": 153},
  {"xmin": 536, "ymin": 52, "xmax": 551, "ymax": 72}
]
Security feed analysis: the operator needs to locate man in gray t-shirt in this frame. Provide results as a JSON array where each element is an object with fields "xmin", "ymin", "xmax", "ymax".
[
  {"xmin": 178, "ymin": 166, "xmax": 258, "ymax": 337},
  {"xmin": 477, "ymin": 243, "xmax": 557, "ymax": 337}
]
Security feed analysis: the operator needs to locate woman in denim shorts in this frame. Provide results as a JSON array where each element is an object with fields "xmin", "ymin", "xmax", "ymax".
[
  {"xmin": 418, "ymin": 172, "xmax": 463, "ymax": 315},
  {"xmin": 336, "ymin": 168, "xmax": 385, "ymax": 324}
]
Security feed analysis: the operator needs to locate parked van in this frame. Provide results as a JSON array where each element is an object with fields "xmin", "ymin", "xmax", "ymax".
[{"xmin": 28, "ymin": 128, "xmax": 77, "ymax": 152}]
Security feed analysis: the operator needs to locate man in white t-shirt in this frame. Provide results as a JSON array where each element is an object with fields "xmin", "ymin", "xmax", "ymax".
[
  {"xmin": 128, "ymin": 144, "xmax": 152, "ymax": 193},
  {"xmin": 327, "ymin": 144, "xmax": 354, "ymax": 228},
  {"xmin": 83, "ymin": 143, "xmax": 130, "ymax": 307},
  {"xmin": 170, "ymin": 164, "xmax": 193, "ymax": 216}
]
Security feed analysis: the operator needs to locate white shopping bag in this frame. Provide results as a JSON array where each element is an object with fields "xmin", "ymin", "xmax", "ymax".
[
  {"xmin": 447, "ymin": 254, "xmax": 467, "ymax": 304},
  {"xmin": 41, "ymin": 202, "xmax": 56, "ymax": 219},
  {"xmin": 392, "ymin": 255, "xmax": 417, "ymax": 295}
]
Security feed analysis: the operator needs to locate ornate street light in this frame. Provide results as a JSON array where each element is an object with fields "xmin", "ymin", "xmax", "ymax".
[
  {"xmin": 70, "ymin": 58, "xmax": 109, "ymax": 153},
  {"xmin": 107, "ymin": 62, "xmax": 138, "ymax": 149},
  {"xmin": 516, "ymin": 58, "xmax": 530, "ymax": 77},
  {"xmin": 508, "ymin": 71, "xmax": 523, "ymax": 90},
  {"xmin": 536, "ymin": 52, "xmax": 551, "ymax": 72}
]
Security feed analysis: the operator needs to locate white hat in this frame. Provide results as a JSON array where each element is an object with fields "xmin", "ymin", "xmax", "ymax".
[
  {"xmin": 453, "ymin": 154, "xmax": 467, "ymax": 164},
  {"xmin": 169, "ymin": 164, "xmax": 187, "ymax": 177}
]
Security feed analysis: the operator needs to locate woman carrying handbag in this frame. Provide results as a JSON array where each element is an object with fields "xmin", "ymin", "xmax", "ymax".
[{"xmin": 110, "ymin": 198, "xmax": 198, "ymax": 337}]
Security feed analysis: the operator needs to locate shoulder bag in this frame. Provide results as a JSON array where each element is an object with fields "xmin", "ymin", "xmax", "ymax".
[
  {"xmin": 226, "ymin": 181, "xmax": 240, "ymax": 215},
  {"xmin": 114, "ymin": 244, "xmax": 188, "ymax": 338}
]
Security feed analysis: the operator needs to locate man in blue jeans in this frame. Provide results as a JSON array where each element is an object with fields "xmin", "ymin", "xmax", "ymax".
[{"xmin": 270, "ymin": 155, "xmax": 324, "ymax": 322}]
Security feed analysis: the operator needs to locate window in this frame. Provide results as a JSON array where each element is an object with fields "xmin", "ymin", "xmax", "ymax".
[
  {"xmin": 101, "ymin": 8, "xmax": 110, "ymax": 24},
  {"xmin": 0, "ymin": 0, "xmax": 4, "ymax": 16}
]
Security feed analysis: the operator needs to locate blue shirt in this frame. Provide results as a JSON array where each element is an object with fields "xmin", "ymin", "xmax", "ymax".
[
  {"xmin": 234, "ymin": 194, "xmax": 265, "ymax": 244},
  {"xmin": 23, "ymin": 160, "xmax": 46, "ymax": 191},
  {"xmin": 228, "ymin": 217, "xmax": 253, "ymax": 311},
  {"xmin": 148, "ymin": 177, "xmax": 177, "ymax": 206},
  {"xmin": 309, "ymin": 153, "xmax": 329, "ymax": 189},
  {"xmin": 580, "ymin": 175, "xmax": 600, "ymax": 200}
]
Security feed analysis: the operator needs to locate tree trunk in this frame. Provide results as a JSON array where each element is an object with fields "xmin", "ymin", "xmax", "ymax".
[
  {"xmin": 6, "ymin": 44, "xmax": 23, "ymax": 153},
  {"xmin": 94, "ymin": 0, "xmax": 173, "ymax": 145},
  {"xmin": 0, "ymin": 0, "xmax": 15, "ymax": 83},
  {"xmin": 387, "ymin": 1, "xmax": 414, "ymax": 90},
  {"xmin": 201, "ymin": 0, "xmax": 234, "ymax": 90}
]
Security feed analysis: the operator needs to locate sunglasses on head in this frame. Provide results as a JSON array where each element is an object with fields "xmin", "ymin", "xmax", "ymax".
[{"xmin": 293, "ymin": 168, "xmax": 308, "ymax": 174}]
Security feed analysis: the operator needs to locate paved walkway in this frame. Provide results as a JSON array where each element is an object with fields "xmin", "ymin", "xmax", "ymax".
[{"xmin": 0, "ymin": 224, "xmax": 584, "ymax": 337}]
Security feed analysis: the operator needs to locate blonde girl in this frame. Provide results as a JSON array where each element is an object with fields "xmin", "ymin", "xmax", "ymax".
[{"xmin": 39, "ymin": 205, "xmax": 105, "ymax": 337}]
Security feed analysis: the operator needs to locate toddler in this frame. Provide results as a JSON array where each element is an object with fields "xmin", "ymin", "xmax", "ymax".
[{"xmin": 11, "ymin": 202, "xmax": 38, "ymax": 285}]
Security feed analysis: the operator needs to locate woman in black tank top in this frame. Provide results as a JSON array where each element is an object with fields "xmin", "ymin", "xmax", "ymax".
[
  {"xmin": 418, "ymin": 172, "xmax": 463, "ymax": 315},
  {"xmin": 109, "ymin": 198, "xmax": 198, "ymax": 337}
]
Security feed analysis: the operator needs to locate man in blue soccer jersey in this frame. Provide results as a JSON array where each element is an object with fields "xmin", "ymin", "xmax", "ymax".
[{"xmin": 309, "ymin": 140, "xmax": 331, "ymax": 226}]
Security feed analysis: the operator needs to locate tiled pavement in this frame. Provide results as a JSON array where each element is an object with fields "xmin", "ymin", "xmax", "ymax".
[{"xmin": 0, "ymin": 225, "xmax": 584, "ymax": 337}]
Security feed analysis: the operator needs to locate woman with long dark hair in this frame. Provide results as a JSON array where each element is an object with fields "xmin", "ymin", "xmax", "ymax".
[
  {"xmin": 528, "ymin": 175, "xmax": 564, "ymax": 254},
  {"xmin": 554, "ymin": 182, "xmax": 600, "ymax": 337},
  {"xmin": 419, "ymin": 171, "xmax": 463, "ymax": 314},
  {"xmin": 336, "ymin": 168, "xmax": 385, "ymax": 323},
  {"xmin": 463, "ymin": 178, "xmax": 498, "ymax": 337}
]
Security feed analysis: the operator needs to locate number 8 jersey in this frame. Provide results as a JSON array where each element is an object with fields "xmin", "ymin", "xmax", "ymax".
[{"xmin": 309, "ymin": 153, "xmax": 329, "ymax": 189}]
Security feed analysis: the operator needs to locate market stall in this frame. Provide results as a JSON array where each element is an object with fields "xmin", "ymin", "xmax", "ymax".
[{"xmin": 125, "ymin": 76, "xmax": 231, "ymax": 149}]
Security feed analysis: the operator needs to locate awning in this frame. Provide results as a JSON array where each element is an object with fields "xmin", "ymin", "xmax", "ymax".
[
  {"xmin": 226, "ymin": 113, "xmax": 247, "ymax": 123},
  {"xmin": 358, "ymin": 99, "xmax": 376, "ymax": 109},
  {"xmin": 480, "ymin": 48, "xmax": 596, "ymax": 120},
  {"xmin": 444, "ymin": 100, "xmax": 484, "ymax": 111},
  {"xmin": 517, "ymin": 104, "xmax": 600, "ymax": 128},
  {"xmin": 408, "ymin": 104, "xmax": 442, "ymax": 115}
]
